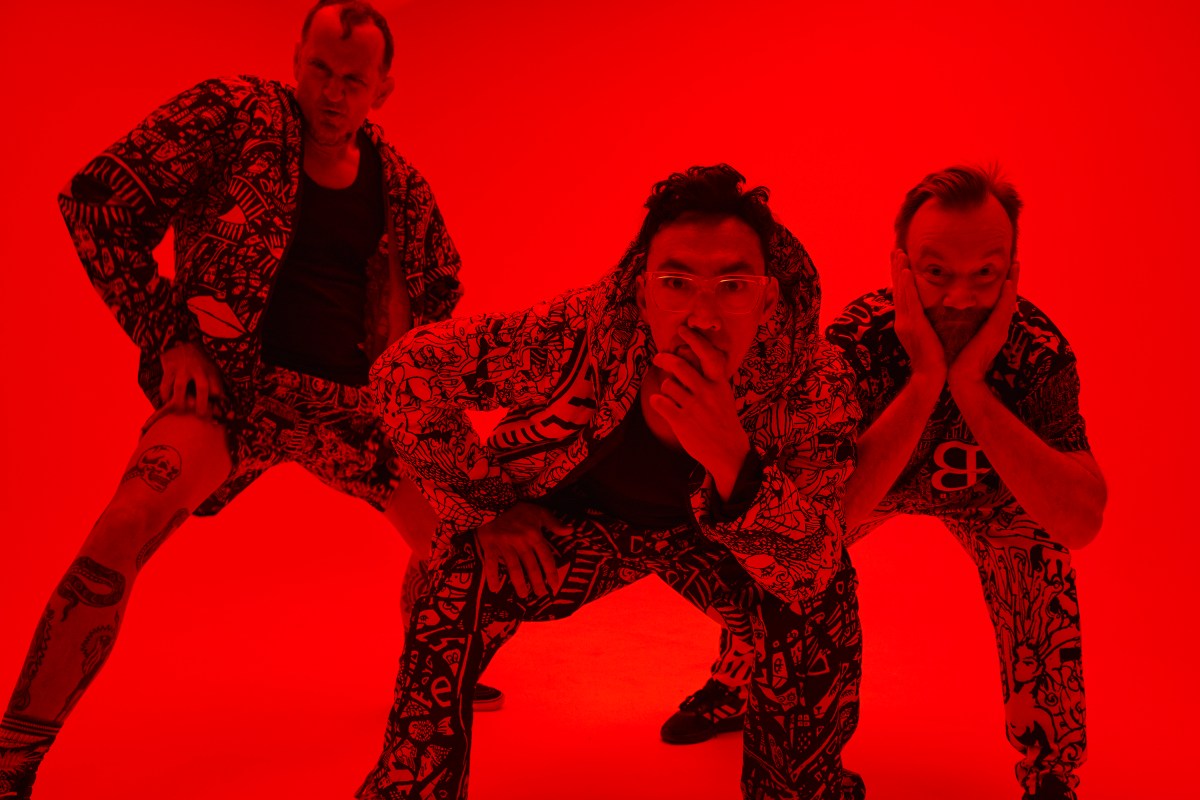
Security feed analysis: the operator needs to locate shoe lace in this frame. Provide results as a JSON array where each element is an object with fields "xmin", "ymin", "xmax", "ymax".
[{"xmin": 681, "ymin": 679, "xmax": 742, "ymax": 714}]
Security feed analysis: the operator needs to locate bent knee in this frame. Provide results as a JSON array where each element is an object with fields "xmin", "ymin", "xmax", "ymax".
[{"xmin": 83, "ymin": 502, "xmax": 191, "ymax": 571}]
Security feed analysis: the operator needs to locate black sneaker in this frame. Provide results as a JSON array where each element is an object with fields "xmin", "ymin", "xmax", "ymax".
[
  {"xmin": 660, "ymin": 679, "xmax": 747, "ymax": 744},
  {"xmin": 1023, "ymin": 775, "xmax": 1077, "ymax": 800},
  {"xmin": 472, "ymin": 683, "xmax": 505, "ymax": 712}
]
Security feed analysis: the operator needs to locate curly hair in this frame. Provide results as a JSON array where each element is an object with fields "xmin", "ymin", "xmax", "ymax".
[{"xmin": 632, "ymin": 164, "xmax": 777, "ymax": 262}]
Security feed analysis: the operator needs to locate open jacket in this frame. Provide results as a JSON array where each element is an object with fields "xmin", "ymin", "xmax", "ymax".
[
  {"xmin": 371, "ymin": 226, "xmax": 860, "ymax": 607},
  {"xmin": 58, "ymin": 76, "xmax": 462, "ymax": 415}
]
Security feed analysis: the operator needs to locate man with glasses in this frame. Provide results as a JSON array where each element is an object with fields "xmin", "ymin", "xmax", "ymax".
[
  {"xmin": 663, "ymin": 165, "xmax": 1105, "ymax": 800},
  {"xmin": 357, "ymin": 164, "xmax": 864, "ymax": 799}
]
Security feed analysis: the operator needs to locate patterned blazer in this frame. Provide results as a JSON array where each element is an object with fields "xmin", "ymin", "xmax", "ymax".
[
  {"xmin": 372, "ymin": 226, "xmax": 861, "ymax": 606},
  {"xmin": 58, "ymin": 76, "xmax": 462, "ymax": 417}
]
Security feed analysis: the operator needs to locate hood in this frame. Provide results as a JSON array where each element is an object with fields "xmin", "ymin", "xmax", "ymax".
[{"xmin": 585, "ymin": 222, "xmax": 822, "ymax": 416}]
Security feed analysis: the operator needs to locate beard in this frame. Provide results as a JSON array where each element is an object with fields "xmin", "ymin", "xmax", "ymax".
[{"xmin": 927, "ymin": 307, "xmax": 989, "ymax": 363}]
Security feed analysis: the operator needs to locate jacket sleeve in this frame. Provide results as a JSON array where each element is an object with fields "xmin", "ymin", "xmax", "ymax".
[
  {"xmin": 370, "ymin": 292, "xmax": 586, "ymax": 539},
  {"xmin": 57, "ymin": 78, "xmax": 250, "ymax": 354},
  {"xmin": 690, "ymin": 342, "xmax": 861, "ymax": 607},
  {"xmin": 402, "ymin": 169, "xmax": 462, "ymax": 325}
]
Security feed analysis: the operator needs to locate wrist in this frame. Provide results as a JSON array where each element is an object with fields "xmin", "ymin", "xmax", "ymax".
[{"xmin": 707, "ymin": 437, "xmax": 751, "ymax": 501}]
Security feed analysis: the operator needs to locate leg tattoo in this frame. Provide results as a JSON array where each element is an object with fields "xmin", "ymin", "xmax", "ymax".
[
  {"xmin": 8, "ymin": 610, "xmax": 54, "ymax": 714},
  {"xmin": 136, "ymin": 509, "xmax": 189, "ymax": 569},
  {"xmin": 55, "ymin": 557, "xmax": 125, "ymax": 621},
  {"xmin": 120, "ymin": 445, "xmax": 183, "ymax": 493}
]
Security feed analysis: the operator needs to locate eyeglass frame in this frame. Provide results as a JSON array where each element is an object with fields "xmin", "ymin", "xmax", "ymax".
[{"xmin": 643, "ymin": 272, "xmax": 774, "ymax": 315}]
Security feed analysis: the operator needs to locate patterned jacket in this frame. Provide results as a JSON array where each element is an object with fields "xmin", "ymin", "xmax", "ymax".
[
  {"xmin": 59, "ymin": 76, "xmax": 462, "ymax": 417},
  {"xmin": 371, "ymin": 227, "xmax": 861, "ymax": 606}
]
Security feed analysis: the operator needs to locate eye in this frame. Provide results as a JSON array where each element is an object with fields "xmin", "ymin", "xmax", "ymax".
[{"xmin": 659, "ymin": 275, "xmax": 692, "ymax": 291}]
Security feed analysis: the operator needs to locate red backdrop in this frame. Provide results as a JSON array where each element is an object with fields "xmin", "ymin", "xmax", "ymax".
[{"xmin": 1, "ymin": 1, "xmax": 1195, "ymax": 798}]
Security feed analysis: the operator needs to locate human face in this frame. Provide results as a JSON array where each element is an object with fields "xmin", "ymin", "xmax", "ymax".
[
  {"xmin": 293, "ymin": 6, "xmax": 394, "ymax": 147},
  {"xmin": 902, "ymin": 194, "xmax": 1016, "ymax": 361},
  {"xmin": 636, "ymin": 216, "xmax": 778, "ymax": 380}
]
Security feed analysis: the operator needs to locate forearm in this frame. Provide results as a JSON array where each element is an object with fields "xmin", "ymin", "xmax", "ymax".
[
  {"xmin": 950, "ymin": 377, "xmax": 1107, "ymax": 548},
  {"xmin": 844, "ymin": 373, "xmax": 942, "ymax": 528}
]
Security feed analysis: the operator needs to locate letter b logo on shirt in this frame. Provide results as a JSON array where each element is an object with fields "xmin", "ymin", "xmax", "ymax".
[{"xmin": 932, "ymin": 442, "xmax": 992, "ymax": 491}]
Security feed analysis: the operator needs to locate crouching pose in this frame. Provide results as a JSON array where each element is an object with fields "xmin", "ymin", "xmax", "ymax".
[
  {"xmin": 358, "ymin": 165, "xmax": 865, "ymax": 799},
  {"xmin": 0, "ymin": 3, "xmax": 499, "ymax": 797},
  {"xmin": 665, "ymin": 165, "xmax": 1105, "ymax": 800}
]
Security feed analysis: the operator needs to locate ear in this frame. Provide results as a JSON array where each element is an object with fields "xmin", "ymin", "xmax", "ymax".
[
  {"xmin": 635, "ymin": 273, "xmax": 648, "ymax": 316},
  {"xmin": 760, "ymin": 277, "xmax": 780, "ymax": 322},
  {"xmin": 372, "ymin": 73, "xmax": 395, "ymax": 110},
  {"xmin": 293, "ymin": 43, "xmax": 303, "ymax": 81}
]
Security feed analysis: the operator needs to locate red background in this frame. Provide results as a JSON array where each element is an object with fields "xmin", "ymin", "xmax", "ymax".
[{"xmin": 1, "ymin": 1, "xmax": 1196, "ymax": 797}]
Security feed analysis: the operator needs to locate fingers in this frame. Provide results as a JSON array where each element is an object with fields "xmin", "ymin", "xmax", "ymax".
[
  {"xmin": 890, "ymin": 249, "xmax": 909, "ymax": 287},
  {"xmin": 653, "ymin": 351, "xmax": 703, "ymax": 391},
  {"xmin": 478, "ymin": 534, "xmax": 504, "ymax": 593},
  {"xmin": 648, "ymin": 392, "xmax": 683, "ymax": 422},
  {"xmin": 676, "ymin": 327, "xmax": 725, "ymax": 380}
]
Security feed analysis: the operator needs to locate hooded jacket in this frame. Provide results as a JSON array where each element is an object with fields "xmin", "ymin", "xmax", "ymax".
[
  {"xmin": 371, "ymin": 225, "xmax": 860, "ymax": 607},
  {"xmin": 58, "ymin": 76, "xmax": 462, "ymax": 419}
]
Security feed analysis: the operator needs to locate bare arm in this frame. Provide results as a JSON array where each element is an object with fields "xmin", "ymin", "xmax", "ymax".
[
  {"xmin": 949, "ymin": 379, "xmax": 1106, "ymax": 548},
  {"xmin": 947, "ymin": 263, "xmax": 1106, "ymax": 549},
  {"xmin": 843, "ymin": 253, "xmax": 946, "ymax": 528}
]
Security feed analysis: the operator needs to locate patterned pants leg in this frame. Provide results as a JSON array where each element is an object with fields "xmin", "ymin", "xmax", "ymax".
[
  {"xmin": 945, "ymin": 516, "xmax": 1087, "ymax": 796},
  {"xmin": 358, "ymin": 512, "xmax": 861, "ymax": 800}
]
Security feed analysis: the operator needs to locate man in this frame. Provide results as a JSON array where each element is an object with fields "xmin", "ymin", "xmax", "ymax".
[
  {"xmin": 357, "ymin": 164, "xmax": 864, "ymax": 800},
  {"xmin": 0, "ymin": 3, "xmax": 488, "ymax": 796},
  {"xmin": 663, "ymin": 166, "xmax": 1105, "ymax": 800}
]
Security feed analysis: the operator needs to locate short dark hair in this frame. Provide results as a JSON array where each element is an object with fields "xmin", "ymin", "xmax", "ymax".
[
  {"xmin": 633, "ymin": 164, "xmax": 776, "ymax": 262},
  {"xmin": 894, "ymin": 164, "xmax": 1023, "ymax": 257},
  {"xmin": 301, "ymin": 0, "xmax": 395, "ymax": 71}
]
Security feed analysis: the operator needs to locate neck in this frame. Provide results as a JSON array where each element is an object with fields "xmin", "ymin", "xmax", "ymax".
[{"xmin": 304, "ymin": 129, "xmax": 359, "ymax": 162}]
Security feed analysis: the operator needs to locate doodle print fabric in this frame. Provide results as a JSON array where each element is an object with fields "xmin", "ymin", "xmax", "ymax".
[
  {"xmin": 359, "ymin": 226, "xmax": 864, "ymax": 798},
  {"xmin": 831, "ymin": 289, "xmax": 1090, "ymax": 795},
  {"xmin": 56, "ymin": 76, "xmax": 462, "ymax": 511}
]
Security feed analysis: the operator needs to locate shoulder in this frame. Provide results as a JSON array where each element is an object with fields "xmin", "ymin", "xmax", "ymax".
[
  {"xmin": 825, "ymin": 288, "xmax": 893, "ymax": 342},
  {"xmin": 1002, "ymin": 295, "xmax": 1079, "ymax": 387}
]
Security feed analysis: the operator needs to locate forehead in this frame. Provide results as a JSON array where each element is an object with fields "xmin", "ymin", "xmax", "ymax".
[
  {"xmin": 646, "ymin": 216, "xmax": 766, "ymax": 275},
  {"xmin": 907, "ymin": 194, "xmax": 1013, "ymax": 263},
  {"xmin": 301, "ymin": 7, "xmax": 386, "ymax": 71}
]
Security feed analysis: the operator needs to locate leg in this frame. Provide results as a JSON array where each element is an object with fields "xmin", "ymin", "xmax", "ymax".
[
  {"xmin": 357, "ymin": 510, "xmax": 646, "ymax": 800},
  {"xmin": 0, "ymin": 413, "xmax": 232, "ymax": 798},
  {"xmin": 649, "ymin": 533, "xmax": 863, "ymax": 798},
  {"xmin": 947, "ymin": 516, "xmax": 1086, "ymax": 799},
  {"xmin": 740, "ymin": 562, "xmax": 863, "ymax": 800},
  {"xmin": 382, "ymin": 481, "xmax": 512, "ymax": 711}
]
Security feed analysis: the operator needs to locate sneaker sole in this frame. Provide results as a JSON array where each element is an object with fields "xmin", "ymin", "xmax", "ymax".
[{"xmin": 660, "ymin": 713, "xmax": 745, "ymax": 745}]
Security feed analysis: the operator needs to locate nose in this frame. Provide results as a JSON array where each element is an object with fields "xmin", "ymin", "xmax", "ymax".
[
  {"xmin": 942, "ymin": 282, "xmax": 976, "ymax": 310},
  {"xmin": 322, "ymin": 77, "xmax": 345, "ymax": 102},
  {"xmin": 685, "ymin": 289, "xmax": 721, "ymax": 330}
]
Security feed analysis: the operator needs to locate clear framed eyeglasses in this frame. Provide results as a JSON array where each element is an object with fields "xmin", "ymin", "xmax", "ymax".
[{"xmin": 647, "ymin": 273, "xmax": 771, "ymax": 315}]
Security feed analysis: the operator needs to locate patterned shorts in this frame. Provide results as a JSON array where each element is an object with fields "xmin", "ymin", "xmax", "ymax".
[{"xmin": 193, "ymin": 365, "xmax": 401, "ymax": 516}]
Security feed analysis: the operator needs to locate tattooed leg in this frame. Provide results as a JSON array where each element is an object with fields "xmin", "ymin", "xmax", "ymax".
[{"xmin": 2, "ymin": 413, "xmax": 230, "ymax": 793}]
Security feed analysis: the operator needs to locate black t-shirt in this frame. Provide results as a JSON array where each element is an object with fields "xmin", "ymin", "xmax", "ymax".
[
  {"xmin": 260, "ymin": 130, "xmax": 385, "ymax": 385},
  {"xmin": 546, "ymin": 400, "xmax": 699, "ymax": 529},
  {"xmin": 825, "ymin": 289, "xmax": 1091, "ymax": 520},
  {"xmin": 543, "ymin": 397, "xmax": 765, "ymax": 530}
]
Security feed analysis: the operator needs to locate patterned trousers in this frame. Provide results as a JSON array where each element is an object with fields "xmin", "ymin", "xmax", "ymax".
[
  {"xmin": 358, "ymin": 508, "xmax": 862, "ymax": 800},
  {"xmin": 711, "ymin": 512, "xmax": 1086, "ymax": 796}
]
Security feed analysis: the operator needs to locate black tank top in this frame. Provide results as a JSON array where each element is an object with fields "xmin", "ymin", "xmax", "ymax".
[{"xmin": 260, "ymin": 130, "xmax": 385, "ymax": 385}]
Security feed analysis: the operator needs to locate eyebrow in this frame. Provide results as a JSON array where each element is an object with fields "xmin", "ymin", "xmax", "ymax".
[
  {"xmin": 915, "ymin": 246, "xmax": 1007, "ymax": 263},
  {"xmin": 655, "ymin": 259, "xmax": 762, "ymax": 275}
]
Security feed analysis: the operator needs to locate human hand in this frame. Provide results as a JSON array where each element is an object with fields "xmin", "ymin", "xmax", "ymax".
[
  {"xmin": 948, "ymin": 262, "xmax": 1019, "ymax": 388},
  {"xmin": 648, "ymin": 326, "xmax": 750, "ymax": 498},
  {"xmin": 146, "ymin": 342, "xmax": 225, "ymax": 428},
  {"xmin": 476, "ymin": 502, "xmax": 569, "ymax": 598},
  {"xmin": 891, "ymin": 251, "xmax": 947, "ymax": 384}
]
